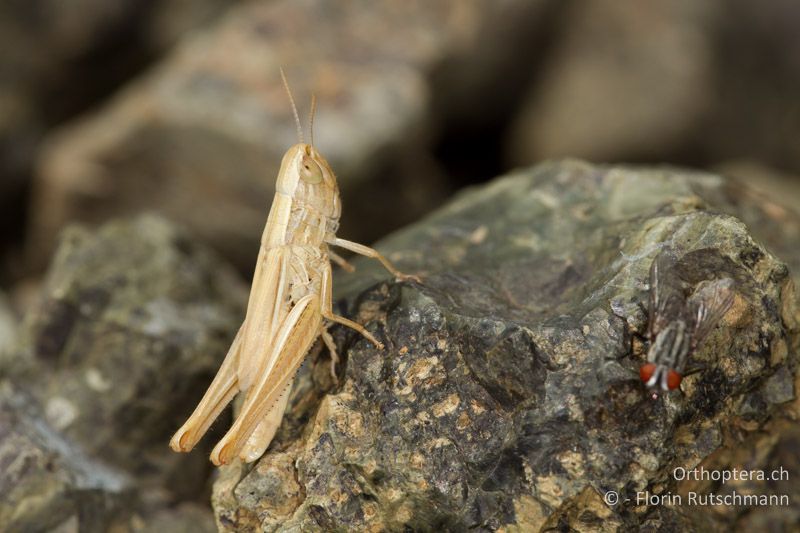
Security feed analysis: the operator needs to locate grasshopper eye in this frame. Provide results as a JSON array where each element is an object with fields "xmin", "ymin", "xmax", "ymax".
[{"xmin": 299, "ymin": 156, "xmax": 323, "ymax": 184}]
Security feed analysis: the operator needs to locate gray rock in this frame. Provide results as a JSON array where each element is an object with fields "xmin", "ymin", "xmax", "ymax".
[
  {"xmin": 4, "ymin": 214, "xmax": 246, "ymax": 508},
  {"xmin": 704, "ymin": 0, "xmax": 800, "ymax": 172},
  {"xmin": 0, "ymin": 381, "xmax": 132, "ymax": 533},
  {"xmin": 132, "ymin": 503, "xmax": 218, "ymax": 533},
  {"xmin": 212, "ymin": 161, "xmax": 798, "ymax": 531},
  {"xmin": 711, "ymin": 160, "xmax": 800, "ymax": 280}
]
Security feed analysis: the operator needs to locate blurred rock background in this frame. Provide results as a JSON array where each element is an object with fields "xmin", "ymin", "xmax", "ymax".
[
  {"xmin": 1, "ymin": 0, "xmax": 800, "ymax": 530},
  {"xmin": 1, "ymin": 0, "xmax": 799, "ymax": 299}
]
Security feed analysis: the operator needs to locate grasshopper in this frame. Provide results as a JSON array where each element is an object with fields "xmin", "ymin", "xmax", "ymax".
[{"xmin": 170, "ymin": 71, "xmax": 418, "ymax": 465}]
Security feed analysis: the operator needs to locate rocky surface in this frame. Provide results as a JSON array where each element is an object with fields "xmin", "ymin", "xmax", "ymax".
[
  {"xmin": 1, "ymin": 215, "xmax": 245, "ymax": 531},
  {"xmin": 212, "ymin": 161, "xmax": 799, "ymax": 531},
  {"xmin": 3, "ymin": 162, "xmax": 797, "ymax": 531},
  {"xmin": 0, "ymin": 380, "xmax": 131, "ymax": 532},
  {"xmin": 29, "ymin": 0, "xmax": 546, "ymax": 273}
]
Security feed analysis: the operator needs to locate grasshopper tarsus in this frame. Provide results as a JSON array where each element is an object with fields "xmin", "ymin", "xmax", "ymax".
[
  {"xmin": 322, "ymin": 310, "xmax": 384, "ymax": 350},
  {"xmin": 395, "ymin": 272, "xmax": 423, "ymax": 284}
]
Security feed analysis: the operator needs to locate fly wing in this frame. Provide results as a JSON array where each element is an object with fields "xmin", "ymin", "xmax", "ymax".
[
  {"xmin": 687, "ymin": 277, "xmax": 735, "ymax": 350},
  {"xmin": 648, "ymin": 250, "xmax": 684, "ymax": 339}
]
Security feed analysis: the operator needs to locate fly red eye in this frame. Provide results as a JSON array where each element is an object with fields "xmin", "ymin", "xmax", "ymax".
[
  {"xmin": 639, "ymin": 363, "xmax": 657, "ymax": 383},
  {"xmin": 667, "ymin": 370, "xmax": 683, "ymax": 390}
]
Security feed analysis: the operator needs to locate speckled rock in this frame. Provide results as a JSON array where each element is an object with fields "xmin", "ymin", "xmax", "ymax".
[
  {"xmin": 712, "ymin": 161, "xmax": 800, "ymax": 277},
  {"xmin": 29, "ymin": 0, "xmax": 540, "ymax": 273},
  {"xmin": 2, "ymin": 214, "xmax": 246, "ymax": 518},
  {"xmin": 212, "ymin": 161, "xmax": 798, "ymax": 531}
]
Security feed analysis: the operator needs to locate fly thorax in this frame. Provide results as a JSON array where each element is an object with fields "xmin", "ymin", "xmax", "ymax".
[{"xmin": 648, "ymin": 319, "xmax": 690, "ymax": 371}]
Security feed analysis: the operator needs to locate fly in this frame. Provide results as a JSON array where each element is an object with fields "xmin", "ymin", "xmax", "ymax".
[{"xmin": 640, "ymin": 250, "xmax": 735, "ymax": 391}]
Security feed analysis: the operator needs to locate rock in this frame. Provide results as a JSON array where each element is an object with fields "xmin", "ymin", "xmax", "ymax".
[
  {"xmin": 0, "ymin": 377, "xmax": 218, "ymax": 532},
  {"xmin": 212, "ymin": 161, "xmax": 798, "ymax": 531},
  {"xmin": 0, "ymin": 380, "xmax": 132, "ymax": 532},
  {"xmin": 5, "ymin": 214, "xmax": 246, "ymax": 504},
  {"xmin": 29, "ymin": 0, "xmax": 537, "ymax": 273},
  {"xmin": 507, "ymin": 0, "xmax": 718, "ymax": 164},
  {"xmin": 132, "ymin": 503, "xmax": 218, "ymax": 533},
  {"xmin": 715, "ymin": 161, "xmax": 800, "ymax": 213},
  {"xmin": 698, "ymin": 161, "xmax": 800, "ymax": 286},
  {"xmin": 507, "ymin": 0, "xmax": 800, "ymax": 175}
]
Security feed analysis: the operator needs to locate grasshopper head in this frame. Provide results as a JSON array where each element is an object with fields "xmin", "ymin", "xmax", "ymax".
[{"xmin": 275, "ymin": 143, "xmax": 341, "ymax": 221}]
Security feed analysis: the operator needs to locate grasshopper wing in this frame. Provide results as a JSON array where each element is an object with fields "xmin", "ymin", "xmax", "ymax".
[
  {"xmin": 237, "ymin": 246, "xmax": 291, "ymax": 390},
  {"xmin": 170, "ymin": 245, "xmax": 292, "ymax": 453}
]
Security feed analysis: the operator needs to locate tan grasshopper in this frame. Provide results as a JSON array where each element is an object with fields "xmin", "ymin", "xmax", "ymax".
[{"xmin": 170, "ymin": 72, "xmax": 418, "ymax": 465}]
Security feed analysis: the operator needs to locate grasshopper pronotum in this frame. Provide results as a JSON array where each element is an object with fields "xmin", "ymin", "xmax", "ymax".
[{"xmin": 170, "ymin": 71, "xmax": 418, "ymax": 465}]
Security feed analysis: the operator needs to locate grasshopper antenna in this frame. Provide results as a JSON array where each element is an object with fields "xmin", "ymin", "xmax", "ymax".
[
  {"xmin": 280, "ymin": 67, "xmax": 303, "ymax": 143},
  {"xmin": 309, "ymin": 93, "xmax": 317, "ymax": 148}
]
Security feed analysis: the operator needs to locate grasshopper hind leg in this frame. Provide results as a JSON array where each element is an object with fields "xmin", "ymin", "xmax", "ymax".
[
  {"xmin": 211, "ymin": 295, "xmax": 322, "ymax": 465},
  {"xmin": 239, "ymin": 377, "xmax": 294, "ymax": 462},
  {"xmin": 170, "ymin": 327, "xmax": 243, "ymax": 453}
]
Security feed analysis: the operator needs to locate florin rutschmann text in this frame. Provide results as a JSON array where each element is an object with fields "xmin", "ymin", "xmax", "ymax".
[
  {"xmin": 602, "ymin": 466, "xmax": 791, "ymax": 508},
  {"xmin": 635, "ymin": 466, "xmax": 790, "ymax": 507}
]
